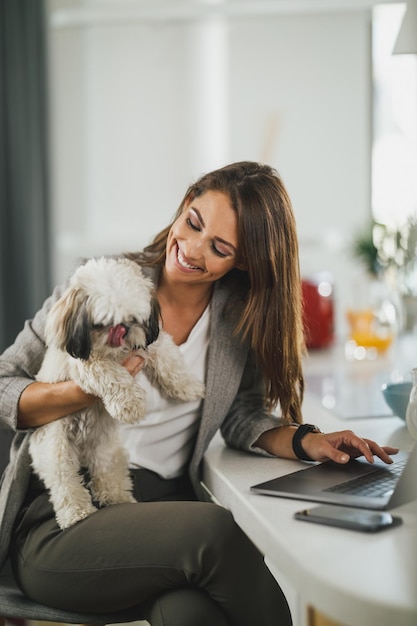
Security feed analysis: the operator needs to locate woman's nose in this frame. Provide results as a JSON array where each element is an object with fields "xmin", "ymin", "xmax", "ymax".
[{"xmin": 183, "ymin": 239, "xmax": 203, "ymax": 260}]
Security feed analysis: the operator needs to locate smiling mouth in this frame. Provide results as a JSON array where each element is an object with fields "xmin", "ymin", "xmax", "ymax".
[{"xmin": 177, "ymin": 246, "xmax": 201, "ymax": 271}]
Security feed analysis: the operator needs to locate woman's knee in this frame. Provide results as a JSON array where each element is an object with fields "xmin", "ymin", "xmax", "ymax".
[
  {"xmin": 143, "ymin": 587, "xmax": 230, "ymax": 626},
  {"xmin": 200, "ymin": 503, "xmax": 259, "ymax": 559},
  {"xmin": 197, "ymin": 503, "xmax": 239, "ymax": 544}
]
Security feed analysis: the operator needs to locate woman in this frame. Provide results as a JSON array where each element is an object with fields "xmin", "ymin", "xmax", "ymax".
[{"xmin": 0, "ymin": 162, "xmax": 397, "ymax": 626}]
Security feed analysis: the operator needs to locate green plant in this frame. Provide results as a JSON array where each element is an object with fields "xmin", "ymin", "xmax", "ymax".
[
  {"xmin": 351, "ymin": 215, "xmax": 417, "ymax": 293},
  {"xmin": 351, "ymin": 221, "xmax": 383, "ymax": 277}
]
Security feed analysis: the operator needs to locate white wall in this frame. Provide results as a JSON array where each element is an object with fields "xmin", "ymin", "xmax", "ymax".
[
  {"xmin": 228, "ymin": 10, "xmax": 372, "ymax": 332},
  {"xmin": 47, "ymin": 0, "xmax": 387, "ymax": 337}
]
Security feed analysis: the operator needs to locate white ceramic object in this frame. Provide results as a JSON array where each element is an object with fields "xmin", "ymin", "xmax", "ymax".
[{"xmin": 405, "ymin": 367, "xmax": 417, "ymax": 440}]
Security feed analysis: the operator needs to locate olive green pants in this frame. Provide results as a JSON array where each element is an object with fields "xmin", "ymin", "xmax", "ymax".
[{"xmin": 10, "ymin": 470, "xmax": 292, "ymax": 626}]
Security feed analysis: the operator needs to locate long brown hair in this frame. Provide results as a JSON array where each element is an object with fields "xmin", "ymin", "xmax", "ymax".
[{"xmin": 130, "ymin": 162, "xmax": 305, "ymax": 423}]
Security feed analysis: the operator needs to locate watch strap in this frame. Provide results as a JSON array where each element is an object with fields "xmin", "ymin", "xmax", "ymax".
[{"xmin": 292, "ymin": 423, "xmax": 321, "ymax": 461}]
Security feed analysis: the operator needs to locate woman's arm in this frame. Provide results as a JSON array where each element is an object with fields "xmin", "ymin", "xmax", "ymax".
[
  {"xmin": 17, "ymin": 381, "xmax": 97, "ymax": 428},
  {"xmin": 221, "ymin": 351, "xmax": 398, "ymax": 465},
  {"xmin": 255, "ymin": 426, "xmax": 398, "ymax": 465},
  {"xmin": 220, "ymin": 350, "xmax": 285, "ymax": 454},
  {"xmin": 17, "ymin": 352, "xmax": 144, "ymax": 428}
]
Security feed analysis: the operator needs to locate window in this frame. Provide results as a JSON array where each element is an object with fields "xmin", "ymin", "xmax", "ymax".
[{"xmin": 372, "ymin": 4, "xmax": 417, "ymax": 228}]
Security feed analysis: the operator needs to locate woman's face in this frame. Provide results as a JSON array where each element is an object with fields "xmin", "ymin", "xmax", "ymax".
[{"xmin": 164, "ymin": 189, "xmax": 240, "ymax": 287}]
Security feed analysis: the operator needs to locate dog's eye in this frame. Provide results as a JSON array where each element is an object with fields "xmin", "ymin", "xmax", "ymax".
[{"xmin": 91, "ymin": 323, "xmax": 104, "ymax": 330}]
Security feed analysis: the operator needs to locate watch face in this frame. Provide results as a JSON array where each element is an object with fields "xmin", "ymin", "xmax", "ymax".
[{"xmin": 304, "ymin": 424, "xmax": 321, "ymax": 433}]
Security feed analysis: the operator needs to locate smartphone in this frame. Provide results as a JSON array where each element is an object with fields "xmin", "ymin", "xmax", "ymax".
[{"xmin": 294, "ymin": 504, "xmax": 402, "ymax": 533}]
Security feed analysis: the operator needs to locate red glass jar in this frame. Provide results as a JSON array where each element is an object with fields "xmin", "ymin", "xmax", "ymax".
[{"xmin": 302, "ymin": 275, "xmax": 334, "ymax": 349}]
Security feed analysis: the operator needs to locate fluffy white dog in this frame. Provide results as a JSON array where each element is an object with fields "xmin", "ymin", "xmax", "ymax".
[{"xmin": 29, "ymin": 257, "xmax": 205, "ymax": 529}]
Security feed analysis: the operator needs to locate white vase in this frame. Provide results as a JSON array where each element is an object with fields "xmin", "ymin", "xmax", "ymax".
[{"xmin": 406, "ymin": 367, "xmax": 417, "ymax": 440}]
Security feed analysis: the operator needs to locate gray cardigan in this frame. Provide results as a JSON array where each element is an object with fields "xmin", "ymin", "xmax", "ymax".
[{"xmin": 0, "ymin": 264, "xmax": 282, "ymax": 569}]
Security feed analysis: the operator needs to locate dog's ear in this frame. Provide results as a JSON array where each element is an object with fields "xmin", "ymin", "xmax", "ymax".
[
  {"xmin": 65, "ymin": 296, "xmax": 91, "ymax": 360},
  {"xmin": 46, "ymin": 288, "xmax": 91, "ymax": 360},
  {"xmin": 145, "ymin": 296, "xmax": 161, "ymax": 346}
]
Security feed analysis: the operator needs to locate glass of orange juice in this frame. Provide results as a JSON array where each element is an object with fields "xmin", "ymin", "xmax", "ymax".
[{"xmin": 345, "ymin": 307, "xmax": 395, "ymax": 360}]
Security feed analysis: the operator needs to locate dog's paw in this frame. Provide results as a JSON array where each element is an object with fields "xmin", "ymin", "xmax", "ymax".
[
  {"xmin": 169, "ymin": 377, "xmax": 205, "ymax": 402},
  {"xmin": 99, "ymin": 492, "xmax": 137, "ymax": 507},
  {"xmin": 56, "ymin": 503, "xmax": 97, "ymax": 530},
  {"xmin": 104, "ymin": 392, "xmax": 147, "ymax": 424},
  {"xmin": 145, "ymin": 333, "xmax": 205, "ymax": 402},
  {"xmin": 109, "ymin": 403, "xmax": 147, "ymax": 425}
]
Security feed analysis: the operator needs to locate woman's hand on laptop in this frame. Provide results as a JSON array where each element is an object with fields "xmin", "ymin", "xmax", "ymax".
[
  {"xmin": 301, "ymin": 430, "xmax": 399, "ymax": 465},
  {"xmin": 255, "ymin": 426, "xmax": 399, "ymax": 465}
]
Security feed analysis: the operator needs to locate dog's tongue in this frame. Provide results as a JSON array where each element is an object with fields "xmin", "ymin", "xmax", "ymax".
[{"xmin": 107, "ymin": 324, "xmax": 127, "ymax": 347}]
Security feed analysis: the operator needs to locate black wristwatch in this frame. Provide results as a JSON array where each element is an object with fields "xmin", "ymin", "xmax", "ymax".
[{"xmin": 292, "ymin": 423, "xmax": 322, "ymax": 462}]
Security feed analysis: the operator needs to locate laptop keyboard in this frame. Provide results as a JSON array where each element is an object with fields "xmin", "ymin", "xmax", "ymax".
[{"xmin": 324, "ymin": 458, "xmax": 407, "ymax": 498}]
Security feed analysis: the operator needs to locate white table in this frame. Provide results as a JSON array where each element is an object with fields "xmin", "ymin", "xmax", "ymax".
[{"xmin": 202, "ymin": 341, "xmax": 417, "ymax": 626}]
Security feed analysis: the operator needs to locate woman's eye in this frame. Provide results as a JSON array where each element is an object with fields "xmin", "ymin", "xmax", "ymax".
[
  {"xmin": 212, "ymin": 244, "xmax": 228, "ymax": 258},
  {"xmin": 185, "ymin": 213, "xmax": 231, "ymax": 258},
  {"xmin": 186, "ymin": 217, "xmax": 200, "ymax": 231}
]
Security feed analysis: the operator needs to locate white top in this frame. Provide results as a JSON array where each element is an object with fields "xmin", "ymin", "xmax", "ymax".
[{"xmin": 119, "ymin": 305, "xmax": 210, "ymax": 478}]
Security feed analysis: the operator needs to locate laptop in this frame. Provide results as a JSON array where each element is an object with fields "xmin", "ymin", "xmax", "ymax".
[{"xmin": 251, "ymin": 445, "xmax": 417, "ymax": 511}]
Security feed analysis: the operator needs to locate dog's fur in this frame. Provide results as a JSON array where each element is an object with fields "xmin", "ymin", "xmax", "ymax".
[{"xmin": 29, "ymin": 257, "xmax": 205, "ymax": 529}]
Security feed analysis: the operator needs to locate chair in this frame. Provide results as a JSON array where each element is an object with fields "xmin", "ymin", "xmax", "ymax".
[{"xmin": 0, "ymin": 430, "xmax": 149, "ymax": 626}]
